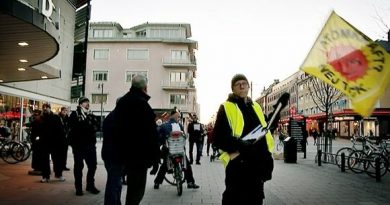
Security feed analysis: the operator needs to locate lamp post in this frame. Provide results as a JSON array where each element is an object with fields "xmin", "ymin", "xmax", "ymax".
[{"xmin": 98, "ymin": 83, "xmax": 104, "ymax": 140}]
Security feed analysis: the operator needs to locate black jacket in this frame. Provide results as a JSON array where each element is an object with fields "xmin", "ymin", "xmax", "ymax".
[
  {"xmin": 213, "ymin": 93, "xmax": 273, "ymax": 181},
  {"xmin": 68, "ymin": 106, "xmax": 99, "ymax": 148},
  {"xmin": 187, "ymin": 121, "xmax": 204, "ymax": 142},
  {"xmin": 113, "ymin": 87, "xmax": 160, "ymax": 168},
  {"xmin": 40, "ymin": 112, "xmax": 66, "ymax": 150}
]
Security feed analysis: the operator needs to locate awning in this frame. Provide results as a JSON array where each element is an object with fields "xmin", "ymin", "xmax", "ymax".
[{"xmin": 0, "ymin": 0, "xmax": 60, "ymax": 83}]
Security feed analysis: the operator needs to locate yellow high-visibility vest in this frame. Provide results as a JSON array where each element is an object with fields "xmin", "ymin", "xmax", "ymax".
[{"xmin": 219, "ymin": 101, "xmax": 274, "ymax": 167}]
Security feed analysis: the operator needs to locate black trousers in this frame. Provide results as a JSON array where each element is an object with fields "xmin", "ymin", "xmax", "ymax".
[
  {"xmin": 222, "ymin": 155, "xmax": 264, "ymax": 205},
  {"xmin": 72, "ymin": 145, "xmax": 97, "ymax": 190},
  {"xmin": 41, "ymin": 146, "xmax": 64, "ymax": 179},
  {"xmin": 154, "ymin": 155, "xmax": 195, "ymax": 185},
  {"xmin": 188, "ymin": 139, "xmax": 202, "ymax": 163},
  {"xmin": 125, "ymin": 166, "xmax": 148, "ymax": 205}
]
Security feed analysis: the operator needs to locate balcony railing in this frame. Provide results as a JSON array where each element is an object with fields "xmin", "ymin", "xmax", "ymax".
[
  {"xmin": 162, "ymin": 58, "xmax": 196, "ymax": 68},
  {"xmin": 161, "ymin": 81, "xmax": 195, "ymax": 90}
]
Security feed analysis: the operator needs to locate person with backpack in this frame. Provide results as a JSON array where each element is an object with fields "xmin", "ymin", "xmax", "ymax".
[{"xmin": 213, "ymin": 74, "xmax": 274, "ymax": 205}]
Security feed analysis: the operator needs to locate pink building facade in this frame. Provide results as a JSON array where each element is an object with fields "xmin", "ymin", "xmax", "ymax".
[{"xmin": 84, "ymin": 22, "xmax": 199, "ymax": 118}]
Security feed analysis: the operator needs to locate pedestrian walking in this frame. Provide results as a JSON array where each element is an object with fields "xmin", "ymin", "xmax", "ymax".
[
  {"xmin": 113, "ymin": 75, "xmax": 160, "ymax": 205},
  {"xmin": 187, "ymin": 114, "xmax": 204, "ymax": 165},
  {"xmin": 39, "ymin": 103, "xmax": 67, "ymax": 183},
  {"xmin": 59, "ymin": 107, "xmax": 70, "ymax": 171},
  {"xmin": 102, "ymin": 107, "xmax": 124, "ymax": 205},
  {"xmin": 213, "ymin": 74, "xmax": 274, "ymax": 205},
  {"xmin": 68, "ymin": 97, "xmax": 100, "ymax": 196}
]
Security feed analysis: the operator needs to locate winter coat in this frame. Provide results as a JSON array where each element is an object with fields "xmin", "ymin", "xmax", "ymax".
[
  {"xmin": 68, "ymin": 106, "xmax": 99, "ymax": 148},
  {"xmin": 113, "ymin": 87, "xmax": 160, "ymax": 168}
]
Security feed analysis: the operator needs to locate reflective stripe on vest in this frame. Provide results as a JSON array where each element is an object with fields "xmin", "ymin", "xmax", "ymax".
[{"xmin": 219, "ymin": 101, "xmax": 274, "ymax": 167}]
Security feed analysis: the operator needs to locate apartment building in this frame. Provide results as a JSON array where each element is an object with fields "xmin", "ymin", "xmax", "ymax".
[
  {"xmin": 84, "ymin": 22, "xmax": 199, "ymax": 119},
  {"xmin": 257, "ymin": 70, "xmax": 390, "ymax": 138}
]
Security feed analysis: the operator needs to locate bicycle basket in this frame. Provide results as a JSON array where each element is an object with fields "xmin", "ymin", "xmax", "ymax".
[{"xmin": 167, "ymin": 131, "xmax": 186, "ymax": 155}]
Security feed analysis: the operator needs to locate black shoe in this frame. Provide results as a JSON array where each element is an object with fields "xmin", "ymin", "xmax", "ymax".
[
  {"xmin": 63, "ymin": 167, "xmax": 70, "ymax": 171},
  {"xmin": 86, "ymin": 187, "xmax": 100, "ymax": 194},
  {"xmin": 154, "ymin": 183, "xmax": 159, "ymax": 189},
  {"xmin": 187, "ymin": 182, "xmax": 200, "ymax": 189},
  {"xmin": 189, "ymin": 160, "xmax": 193, "ymax": 165},
  {"xmin": 76, "ymin": 190, "xmax": 84, "ymax": 196},
  {"xmin": 196, "ymin": 161, "xmax": 201, "ymax": 165}
]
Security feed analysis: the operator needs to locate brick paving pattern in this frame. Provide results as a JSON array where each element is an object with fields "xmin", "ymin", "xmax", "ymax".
[{"xmin": 0, "ymin": 137, "xmax": 389, "ymax": 205}]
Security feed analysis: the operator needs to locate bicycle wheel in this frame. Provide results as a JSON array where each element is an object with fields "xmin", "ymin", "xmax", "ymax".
[
  {"xmin": 20, "ymin": 142, "xmax": 31, "ymax": 162},
  {"xmin": 335, "ymin": 147, "xmax": 354, "ymax": 169},
  {"xmin": 164, "ymin": 168, "xmax": 177, "ymax": 186},
  {"xmin": 11, "ymin": 142, "xmax": 25, "ymax": 162},
  {"xmin": 364, "ymin": 153, "xmax": 389, "ymax": 178},
  {"xmin": 347, "ymin": 150, "xmax": 367, "ymax": 174},
  {"xmin": 174, "ymin": 164, "xmax": 183, "ymax": 196},
  {"xmin": 1, "ymin": 142, "xmax": 19, "ymax": 164}
]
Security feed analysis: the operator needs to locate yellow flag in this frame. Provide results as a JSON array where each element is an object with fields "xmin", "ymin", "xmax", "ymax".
[{"xmin": 300, "ymin": 11, "xmax": 390, "ymax": 117}]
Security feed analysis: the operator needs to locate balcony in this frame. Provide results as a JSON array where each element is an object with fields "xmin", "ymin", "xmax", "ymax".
[
  {"xmin": 162, "ymin": 57, "xmax": 196, "ymax": 69},
  {"xmin": 161, "ymin": 81, "xmax": 196, "ymax": 91}
]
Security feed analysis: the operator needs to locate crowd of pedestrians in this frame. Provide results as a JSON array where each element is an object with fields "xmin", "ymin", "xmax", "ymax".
[{"xmin": 24, "ymin": 74, "xmax": 276, "ymax": 205}]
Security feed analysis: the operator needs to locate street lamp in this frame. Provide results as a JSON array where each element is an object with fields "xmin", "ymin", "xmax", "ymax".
[{"xmin": 98, "ymin": 83, "xmax": 104, "ymax": 140}]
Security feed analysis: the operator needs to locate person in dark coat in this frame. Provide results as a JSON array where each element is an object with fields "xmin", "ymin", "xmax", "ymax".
[
  {"xmin": 40, "ymin": 103, "xmax": 67, "ymax": 183},
  {"xmin": 187, "ymin": 115, "xmax": 204, "ymax": 164},
  {"xmin": 113, "ymin": 75, "xmax": 160, "ymax": 205},
  {"xmin": 59, "ymin": 107, "xmax": 70, "ymax": 171},
  {"xmin": 68, "ymin": 97, "xmax": 100, "ymax": 196},
  {"xmin": 29, "ymin": 110, "xmax": 43, "ymax": 175},
  {"xmin": 102, "ymin": 98, "xmax": 124, "ymax": 205},
  {"xmin": 213, "ymin": 74, "xmax": 274, "ymax": 205}
]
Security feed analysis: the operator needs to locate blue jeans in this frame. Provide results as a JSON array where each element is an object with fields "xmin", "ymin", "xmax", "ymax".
[{"xmin": 104, "ymin": 161, "xmax": 124, "ymax": 205}]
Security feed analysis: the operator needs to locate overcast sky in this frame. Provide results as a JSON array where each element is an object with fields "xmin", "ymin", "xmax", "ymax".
[{"xmin": 90, "ymin": 0, "xmax": 390, "ymax": 123}]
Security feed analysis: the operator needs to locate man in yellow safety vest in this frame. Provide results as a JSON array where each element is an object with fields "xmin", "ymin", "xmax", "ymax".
[{"xmin": 213, "ymin": 74, "xmax": 275, "ymax": 205}]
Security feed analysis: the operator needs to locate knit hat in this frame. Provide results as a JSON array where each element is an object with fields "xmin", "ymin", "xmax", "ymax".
[
  {"xmin": 231, "ymin": 74, "xmax": 249, "ymax": 90},
  {"xmin": 78, "ymin": 96, "xmax": 89, "ymax": 105}
]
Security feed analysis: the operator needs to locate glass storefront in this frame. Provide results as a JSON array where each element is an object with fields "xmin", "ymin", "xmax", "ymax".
[{"xmin": 0, "ymin": 93, "xmax": 67, "ymax": 141}]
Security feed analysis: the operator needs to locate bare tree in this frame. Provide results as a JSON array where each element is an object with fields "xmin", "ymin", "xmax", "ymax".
[{"xmin": 306, "ymin": 76, "xmax": 344, "ymax": 131}]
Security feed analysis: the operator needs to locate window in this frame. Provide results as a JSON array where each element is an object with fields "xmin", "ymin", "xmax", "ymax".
[
  {"xmin": 171, "ymin": 50, "xmax": 188, "ymax": 60},
  {"xmin": 93, "ymin": 71, "xmax": 108, "ymax": 82},
  {"xmin": 150, "ymin": 29, "xmax": 182, "ymax": 38},
  {"xmin": 93, "ymin": 49, "xmax": 109, "ymax": 60},
  {"xmin": 127, "ymin": 49, "xmax": 149, "ymax": 60},
  {"xmin": 170, "ymin": 94, "xmax": 187, "ymax": 105},
  {"xmin": 170, "ymin": 72, "xmax": 186, "ymax": 83},
  {"xmin": 93, "ymin": 29, "xmax": 113, "ymax": 38},
  {"xmin": 92, "ymin": 94, "xmax": 107, "ymax": 104},
  {"xmin": 126, "ymin": 71, "xmax": 147, "ymax": 83}
]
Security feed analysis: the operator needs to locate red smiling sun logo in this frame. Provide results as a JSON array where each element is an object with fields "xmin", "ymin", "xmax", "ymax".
[{"xmin": 327, "ymin": 45, "xmax": 368, "ymax": 81}]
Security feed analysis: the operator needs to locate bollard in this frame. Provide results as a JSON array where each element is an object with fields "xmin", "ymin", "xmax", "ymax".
[
  {"xmin": 318, "ymin": 150, "xmax": 322, "ymax": 166},
  {"xmin": 341, "ymin": 153, "xmax": 345, "ymax": 172},
  {"xmin": 375, "ymin": 157, "xmax": 381, "ymax": 182}
]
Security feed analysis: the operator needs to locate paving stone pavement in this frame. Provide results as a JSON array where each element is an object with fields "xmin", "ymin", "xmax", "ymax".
[{"xmin": 0, "ymin": 137, "xmax": 389, "ymax": 205}]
